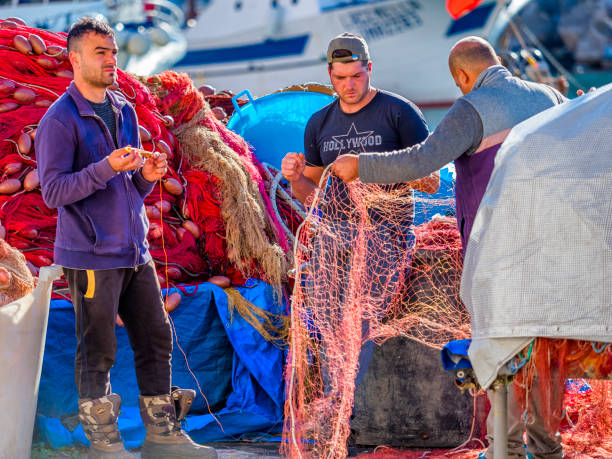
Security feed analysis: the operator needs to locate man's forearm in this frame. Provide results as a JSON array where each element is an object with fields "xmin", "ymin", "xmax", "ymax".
[
  {"xmin": 358, "ymin": 99, "xmax": 482, "ymax": 185},
  {"xmin": 290, "ymin": 174, "xmax": 317, "ymax": 205}
]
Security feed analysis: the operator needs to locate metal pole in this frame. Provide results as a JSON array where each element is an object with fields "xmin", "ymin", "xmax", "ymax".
[{"xmin": 493, "ymin": 382, "xmax": 508, "ymax": 459}]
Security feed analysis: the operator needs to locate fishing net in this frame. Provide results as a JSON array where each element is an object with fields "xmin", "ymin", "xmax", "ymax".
[
  {"xmin": 282, "ymin": 173, "xmax": 466, "ymax": 458},
  {"xmin": 0, "ymin": 21, "xmax": 290, "ymax": 322},
  {"xmin": 513, "ymin": 339, "xmax": 612, "ymax": 447},
  {"xmin": 282, "ymin": 170, "xmax": 612, "ymax": 458}
]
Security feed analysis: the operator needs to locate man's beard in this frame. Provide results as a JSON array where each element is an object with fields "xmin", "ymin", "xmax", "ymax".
[
  {"xmin": 340, "ymin": 87, "xmax": 366, "ymax": 104},
  {"xmin": 83, "ymin": 69, "xmax": 116, "ymax": 88}
]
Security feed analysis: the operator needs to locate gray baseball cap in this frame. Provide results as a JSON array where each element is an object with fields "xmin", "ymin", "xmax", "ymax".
[{"xmin": 326, "ymin": 32, "xmax": 370, "ymax": 64}]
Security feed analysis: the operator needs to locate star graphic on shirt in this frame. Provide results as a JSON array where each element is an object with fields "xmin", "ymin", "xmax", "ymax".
[{"xmin": 332, "ymin": 123, "xmax": 374, "ymax": 155}]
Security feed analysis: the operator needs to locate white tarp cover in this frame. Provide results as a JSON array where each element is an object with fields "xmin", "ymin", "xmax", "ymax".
[
  {"xmin": 462, "ymin": 84, "xmax": 612, "ymax": 387},
  {"xmin": 0, "ymin": 265, "xmax": 63, "ymax": 459},
  {"xmin": 462, "ymin": 83, "xmax": 612, "ymax": 341}
]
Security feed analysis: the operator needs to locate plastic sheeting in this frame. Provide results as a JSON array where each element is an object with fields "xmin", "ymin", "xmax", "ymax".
[
  {"xmin": 461, "ymin": 84, "xmax": 612, "ymax": 386},
  {"xmin": 36, "ymin": 279, "xmax": 285, "ymax": 449},
  {"xmin": 0, "ymin": 265, "xmax": 63, "ymax": 459}
]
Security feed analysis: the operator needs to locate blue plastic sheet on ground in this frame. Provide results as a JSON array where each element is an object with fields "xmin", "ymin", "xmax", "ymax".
[{"xmin": 36, "ymin": 279, "xmax": 285, "ymax": 448}]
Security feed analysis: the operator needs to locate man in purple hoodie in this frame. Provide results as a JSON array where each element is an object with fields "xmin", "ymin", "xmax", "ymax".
[{"xmin": 36, "ymin": 18, "xmax": 216, "ymax": 459}]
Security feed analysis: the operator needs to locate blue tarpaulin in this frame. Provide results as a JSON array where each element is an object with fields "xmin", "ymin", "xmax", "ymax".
[
  {"xmin": 36, "ymin": 280, "xmax": 285, "ymax": 449},
  {"xmin": 441, "ymin": 339, "xmax": 472, "ymax": 372}
]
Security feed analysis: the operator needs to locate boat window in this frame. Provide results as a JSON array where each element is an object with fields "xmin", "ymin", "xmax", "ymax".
[
  {"xmin": 17, "ymin": 0, "xmax": 43, "ymax": 4},
  {"xmin": 0, "ymin": 0, "xmax": 11, "ymax": 5}
]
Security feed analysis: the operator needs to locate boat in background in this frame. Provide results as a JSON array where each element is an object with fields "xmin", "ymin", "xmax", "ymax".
[
  {"xmin": 0, "ymin": 0, "xmax": 107, "ymax": 32},
  {"xmin": 110, "ymin": 0, "xmax": 187, "ymax": 75},
  {"xmin": 0, "ymin": 0, "xmax": 187, "ymax": 76},
  {"xmin": 172, "ymin": 0, "xmax": 611, "ymax": 107},
  {"xmin": 487, "ymin": 0, "xmax": 612, "ymax": 95},
  {"xmin": 174, "ymin": 0, "xmax": 508, "ymax": 108}
]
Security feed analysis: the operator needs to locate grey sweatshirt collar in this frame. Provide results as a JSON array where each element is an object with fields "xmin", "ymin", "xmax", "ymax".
[{"xmin": 472, "ymin": 65, "xmax": 511, "ymax": 91}]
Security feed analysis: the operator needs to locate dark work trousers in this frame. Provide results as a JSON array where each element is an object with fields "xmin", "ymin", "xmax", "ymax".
[{"xmin": 64, "ymin": 260, "xmax": 173, "ymax": 399}]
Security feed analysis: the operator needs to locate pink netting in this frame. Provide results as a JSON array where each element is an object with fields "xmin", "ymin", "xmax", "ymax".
[
  {"xmin": 282, "ymin": 171, "xmax": 612, "ymax": 458},
  {"xmin": 283, "ymin": 174, "xmax": 468, "ymax": 458}
]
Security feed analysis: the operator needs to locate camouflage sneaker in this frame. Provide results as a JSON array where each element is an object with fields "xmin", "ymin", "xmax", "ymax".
[
  {"xmin": 139, "ymin": 389, "xmax": 218, "ymax": 459},
  {"xmin": 78, "ymin": 393, "xmax": 135, "ymax": 458}
]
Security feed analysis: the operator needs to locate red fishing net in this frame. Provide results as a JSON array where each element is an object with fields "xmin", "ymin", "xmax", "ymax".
[{"xmin": 0, "ymin": 21, "xmax": 289, "ymax": 297}]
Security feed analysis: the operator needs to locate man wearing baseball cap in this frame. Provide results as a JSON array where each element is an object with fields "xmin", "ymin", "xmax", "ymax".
[
  {"xmin": 280, "ymin": 32, "xmax": 439, "ymax": 391},
  {"xmin": 282, "ymin": 32, "xmax": 438, "ymax": 201}
]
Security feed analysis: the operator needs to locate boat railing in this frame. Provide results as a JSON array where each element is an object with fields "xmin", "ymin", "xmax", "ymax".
[
  {"xmin": 109, "ymin": 0, "xmax": 185, "ymax": 29},
  {"xmin": 142, "ymin": 0, "xmax": 185, "ymax": 28}
]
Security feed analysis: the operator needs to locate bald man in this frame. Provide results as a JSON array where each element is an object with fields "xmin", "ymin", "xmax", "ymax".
[{"xmin": 332, "ymin": 37, "xmax": 567, "ymax": 458}]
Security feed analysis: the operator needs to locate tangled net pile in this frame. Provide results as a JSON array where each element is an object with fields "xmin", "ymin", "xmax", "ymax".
[
  {"xmin": 282, "ymin": 173, "xmax": 612, "ymax": 458},
  {"xmin": 283, "ymin": 175, "xmax": 466, "ymax": 458},
  {"xmin": 0, "ymin": 21, "xmax": 293, "ymax": 304}
]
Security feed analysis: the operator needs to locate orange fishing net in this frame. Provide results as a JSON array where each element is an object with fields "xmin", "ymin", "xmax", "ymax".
[
  {"xmin": 282, "ymin": 171, "xmax": 612, "ymax": 458},
  {"xmin": 282, "ymin": 174, "xmax": 466, "ymax": 458}
]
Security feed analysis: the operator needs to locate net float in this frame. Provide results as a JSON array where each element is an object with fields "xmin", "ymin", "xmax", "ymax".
[
  {"xmin": 181, "ymin": 204, "xmax": 190, "ymax": 219},
  {"xmin": 23, "ymin": 169, "xmax": 39, "ymax": 191},
  {"xmin": 124, "ymin": 145, "xmax": 158, "ymax": 159},
  {"xmin": 0, "ymin": 225, "xmax": 5, "ymax": 240},
  {"xmin": 0, "ymin": 21, "xmax": 19, "ymax": 29},
  {"xmin": 0, "ymin": 79, "xmax": 16, "ymax": 96},
  {"xmin": 148, "ymin": 222, "xmax": 163, "ymax": 239},
  {"xmin": 55, "ymin": 69, "xmax": 73, "ymax": 79},
  {"xmin": 6, "ymin": 17, "xmax": 26, "ymax": 26},
  {"xmin": 17, "ymin": 132, "xmax": 32, "ymax": 154},
  {"xmin": 181, "ymin": 220, "xmax": 200, "ymax": 239},
  {"xmin": 35, "ymin": 56, "xmax": 59, "ymax": 70},
  {"xmin": 157, "ymin": 274, "xmax": 167, "ymax": 288},
  {"xmin": 13, "ymin": 35, "xmax": 32, "ymax": 54},
  {"xmin": 154, "ymin": 200, "xmax": 171, "ymax": 213},
  {"xmin": 176, "ymin": 227, "xmax": 187, "ymax": 241},
  {"xmin": 28, "ymin": 34, "xmax": 46, "ymax": 55},
  {"xmin": 14, "ymin": 87, "xmax": 36, "ymax": 104},
  {"xmin": 4, "ymin": 162, "xmax": 22, "ymax": 175},
  {"xmin": 156, "ymin": 139, "xmax": 172, "ymax": 157},
  {"xmin": 46, "ymin": 45, "xmax": 66, "ymax": 58},
  {"xmin": 164, "ymin": 292, "xmax": 181, "ymax": 312},
  {"xmin": 18, "ymin": 227, "xmax": 38, "ymax": 240},
  {"xmin": 198, "ymin": 84, "xmax": 216, "ymax": 96},
  {"xmin": 0, "ymin": 178, "xmax": 21, "ymax": 194},
  {"xmin": 146, "ymin": 205, "xmax": 161, "ymax": 219},
  {"xmin": 34, "ymin": 99, "xmax": 52, "ymax": 107},
  {"xmin": 162, "ymin": 115, "xmax": 174, "ymax": 128},
  {"xmin": 165, "ymin": 266, "xmax": 182, "ymax": 280},
  {"xmin": 139, "ymin": 125, "xmax": 151, "ymax": 142},
  {"xmin": 212, "ymin": 106, "xmax": 227, "ymax": 121},
  {"xmin": 207, "ymin": 276, "xmax": 231, "ymax": 288},
  {"xmin": 162, "ymin": 178, "xmax": 183, "ymax": 196},
  {"xmin": 0, "ymin": 102, "xmax": 18, "ymax": 113}
]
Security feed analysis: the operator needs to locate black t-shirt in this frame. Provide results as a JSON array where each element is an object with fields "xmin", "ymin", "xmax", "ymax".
[
  {"xmin": 89, "ymin": 97, "xmax": 117, "ymax": 148},
  {"xmin": 304, "ymin": 90, "xmax": 429, "ymax": 220}
]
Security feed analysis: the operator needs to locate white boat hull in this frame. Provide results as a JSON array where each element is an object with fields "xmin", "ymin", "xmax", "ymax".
[{"xmin": 173, "ymin": 0, "xmax": 506, "ymax": 106}]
